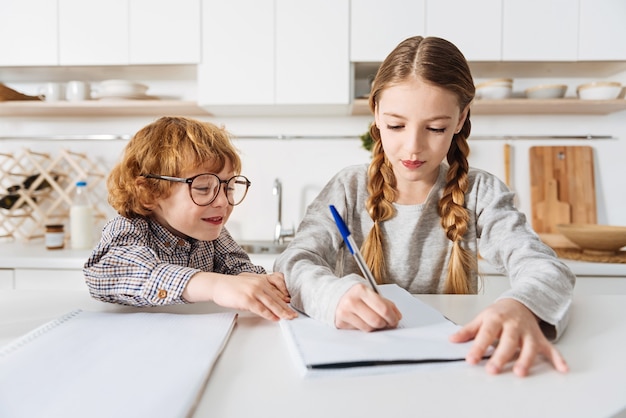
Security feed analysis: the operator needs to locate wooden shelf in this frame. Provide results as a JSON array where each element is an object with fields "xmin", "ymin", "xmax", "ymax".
[
  {"xmin": 351, "ymin": 98, "xmax": 626, "ymax": 116},
  {"xmin": 0, "ymin": 100, "xmax": 211, "ymax": 117}
]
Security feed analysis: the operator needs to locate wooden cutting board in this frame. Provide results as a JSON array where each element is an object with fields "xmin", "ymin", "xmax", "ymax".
[{"xmin": 529, "ymin": 146, "xmax": 597, "ymax": 233}]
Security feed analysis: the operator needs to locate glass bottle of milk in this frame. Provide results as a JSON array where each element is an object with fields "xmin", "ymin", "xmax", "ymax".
[{"xmin": 70, "ymin": 181, "xmax": 94, "ymax": 250}]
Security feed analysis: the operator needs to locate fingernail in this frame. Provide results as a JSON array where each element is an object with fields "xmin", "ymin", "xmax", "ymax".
[{"xmin": 487, "ymin": 363, "xmax": 500, "ymax": 374}]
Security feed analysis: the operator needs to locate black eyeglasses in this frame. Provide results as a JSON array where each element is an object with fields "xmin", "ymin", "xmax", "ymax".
[{"xmin": 143, "ymin": 173, "xmax": 251, "ymax": 206}]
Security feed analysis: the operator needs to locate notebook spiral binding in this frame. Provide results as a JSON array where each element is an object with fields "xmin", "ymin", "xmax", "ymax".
[{"xmin": 0, "ymin": 309, "xmax": 83, "ymax": 359}]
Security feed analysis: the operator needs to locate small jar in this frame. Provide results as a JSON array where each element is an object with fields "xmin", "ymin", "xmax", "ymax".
[{"xmin": 45, "ymin": 224, "xmax": 65, "ymax": 250}]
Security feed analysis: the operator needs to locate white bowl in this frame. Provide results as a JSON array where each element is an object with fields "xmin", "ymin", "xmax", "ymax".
[
  {"xmin": 577, "ymin": 81, "xmax": 622, "ymax": 100},
  {"xmin": 98, "ymin": 80, "xmax": 149, "ymax": 97},
  {"xmin": 525, "ymin": 84, "xmax": 567, "ymax": 99},
  {"xmin": 476, "ymin": 84, "xmax": 512, "ymax": 99},
  {"xmin": 476, "ymin": 78, "xmax": 513, "ymax": 100}
]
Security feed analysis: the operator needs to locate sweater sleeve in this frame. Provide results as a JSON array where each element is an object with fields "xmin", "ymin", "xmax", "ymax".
[
  {"xmin": 472, "ymin": 170, "xmax": 575, "ymax": 341},
  {"xmin": 274, "ymin": 166, "xmax": 369, "ymax": 326}
]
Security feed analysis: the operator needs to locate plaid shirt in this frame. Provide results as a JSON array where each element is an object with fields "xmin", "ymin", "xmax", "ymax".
[{"xmin": 84, "ymin": 216, "xmax": 265, "ymax": 306}]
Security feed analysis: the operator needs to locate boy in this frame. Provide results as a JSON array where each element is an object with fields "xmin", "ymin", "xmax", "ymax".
[{"xmin": 85, "ymin": 116, "xmax": 296, "ymax": 321}]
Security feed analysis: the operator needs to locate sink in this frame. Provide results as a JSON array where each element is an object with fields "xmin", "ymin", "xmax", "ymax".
[{"xmin": 239, "ymin": 240, "xmax": 289, "ymax": 254}]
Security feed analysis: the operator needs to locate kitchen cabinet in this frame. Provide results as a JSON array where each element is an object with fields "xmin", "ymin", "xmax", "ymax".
[
  {"xmin": 59, "ymin": 0, "xmax": 200, "ymax": 66},
  {"xmin": 350, "ymin": 0, "xmax": 425, "ymax": 63},
  {"xmin": 59, "ymin": 0, "xmax": 128, "ymax": 65},
  {"xmin": 2, "ymin": 0, "xmax": 200, "ymax": 67},
  {"xmin": 578, "ymin": 0, "xmax": 626, "ymax": 61},
  {"xmin": 199, "ymin": 0, "xmax": 350, "ymax": 114},
  {"xmin": 425, "ymin": 0, "xmax": 502, "ymax": 61},
  {"xmin": 0, "ymin": 0, "xmax": 58, "ymax": 66},
  {"xmin": 275, "ymin": 0, "xmax": 349, "ymax": 105},
  {"xmin": 14, "ymin": 268, "xmax": 87, "ymax": 291},
  {"xmin": 199, "ymin": 0, "xmax": 274, "ymax": 106},
  {"xmin": 502, "ymin": 0, "xmax": 578, "ymax": 61},
  {"xmin": 128, "ymin": 0, "xmax": 201, "ymax": 65},
  {"xmin": 0, "ymin": 269, "xmax": 14, "ymax": 290}
]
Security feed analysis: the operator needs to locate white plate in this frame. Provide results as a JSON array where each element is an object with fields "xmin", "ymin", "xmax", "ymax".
[{"xmin": 97, "ymin": 80, "xmax": 149, "ymax": 97}]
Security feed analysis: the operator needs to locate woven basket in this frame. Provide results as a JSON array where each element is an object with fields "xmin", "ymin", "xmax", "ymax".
[{"xmin": 0, "ymin": 83, "xmax": 41, "ymax": 101}]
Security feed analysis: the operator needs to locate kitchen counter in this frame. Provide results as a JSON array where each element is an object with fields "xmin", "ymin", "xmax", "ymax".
[
  {"xmin": 1, "ymin": 241, "xmax": 624, "ymax": 277},
  {"xmin": 1, "ymin": 289, "xmax": 625, "ymax": 418},
  {"xmin": 0, "ymin": 242, "xmax": 92, "ymax": 269}
]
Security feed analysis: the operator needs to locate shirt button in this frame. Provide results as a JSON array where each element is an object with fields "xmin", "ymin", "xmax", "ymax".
[
  {"xmin": 177, "ymin": 239, "xmax": 185, "ymax": 247},
  {"xmin": 164, "ymin": 242, "xmax": 171, "ymax": 247},
  {"xmin": 157, "ymin": 289, "xmax": 167, "ymax": 299}
]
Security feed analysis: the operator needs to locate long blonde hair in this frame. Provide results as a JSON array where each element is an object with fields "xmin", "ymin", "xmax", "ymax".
[
  {"xmin": 107, "ymin": 116, "xmax": 241, "ymax": 218},
  {"xmin": 362, "ymin": 36, "xmax": 476, "ymax": 294}
]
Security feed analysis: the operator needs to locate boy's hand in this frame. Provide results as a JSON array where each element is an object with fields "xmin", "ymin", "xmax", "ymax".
[
  {"xmin": 239, "ymin": 271, "xmax": 290, "ymax": 303},
  {"xmin": 184, "ymin": 272, "xmax": 297, "ymax": 321}
]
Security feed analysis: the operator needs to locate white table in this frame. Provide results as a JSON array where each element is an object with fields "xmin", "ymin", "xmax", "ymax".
[{"xmin": 1, "ymin": 288, "xmax": 625, "ymax": 418}]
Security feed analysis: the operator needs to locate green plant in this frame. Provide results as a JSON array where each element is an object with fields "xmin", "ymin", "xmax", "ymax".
[{"xmin": 360, "ymin": 124, "xmax": 374, "ymax": 152}]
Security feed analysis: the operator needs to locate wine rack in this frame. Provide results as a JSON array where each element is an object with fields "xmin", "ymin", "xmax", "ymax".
[{"xmin": 0, "ymin": 148, "xmax": 109, "ymax": 242}]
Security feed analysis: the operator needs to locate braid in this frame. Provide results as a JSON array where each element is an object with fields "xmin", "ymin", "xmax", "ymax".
[
  {"xmin": 438, "ymin": 116, "xmax": 476, "ymax": 294},
  {"xmin": 362, "ymin": 124, "xmax": 396, "ymax": 284}
]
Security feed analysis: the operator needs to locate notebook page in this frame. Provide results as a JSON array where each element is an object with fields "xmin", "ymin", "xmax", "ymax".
[
  {"xmin": 280, "ymin": 284, "xmax": 475, "ymax": 376},
  {"xmin": 0, "ymin": 310, "xmax": 237, "ymax": 418}
]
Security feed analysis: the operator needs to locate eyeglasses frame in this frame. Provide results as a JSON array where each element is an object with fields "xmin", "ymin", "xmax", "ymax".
[{"xmin": 143, "ymin": 173, "xmax": 251, "ymax": 206}]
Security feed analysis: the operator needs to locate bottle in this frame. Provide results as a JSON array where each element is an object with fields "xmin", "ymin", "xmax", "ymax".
[{"xmin": 70, "ymin": 181, "xmax": 94, "ymax": 250}]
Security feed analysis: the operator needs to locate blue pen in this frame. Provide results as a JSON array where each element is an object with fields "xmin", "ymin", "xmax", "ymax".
[{"xmin": 329, "ymin": 205, "xmax": 379, "ymax": 294}]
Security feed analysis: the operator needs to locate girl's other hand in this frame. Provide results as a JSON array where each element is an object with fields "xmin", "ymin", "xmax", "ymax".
[
  {"xmin": 334, "ymin": 283, "xmax": 402, "ymax": 331},
  {"xmin": 449, "ymin": 298, "xmax": 569, "ymax": 377}
]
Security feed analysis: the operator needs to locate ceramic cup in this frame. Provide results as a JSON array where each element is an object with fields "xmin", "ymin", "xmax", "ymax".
[
  {"xmin": 38, "ymin": 82, "xmax": 64, "ymax": 102},
  {"xmin": 65, "ymin": 81, "xmax": 90, "ymax": 101}
]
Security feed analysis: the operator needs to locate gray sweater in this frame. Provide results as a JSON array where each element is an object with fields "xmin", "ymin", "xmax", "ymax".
[{"xmin": 274, "ymin": 163, "xmax": 575, "ymax": 340}]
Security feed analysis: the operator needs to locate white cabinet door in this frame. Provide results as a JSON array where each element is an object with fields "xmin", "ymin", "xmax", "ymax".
[
  {"xmin": 14, "ymin": 269, "xmax": 88, "ymax": 291},
  {"xmin": 199, "ymin": 0, "xmax": 349, "ymax": 109},
  {"xmin": 275, "ymin": 0, "xmax": 349, "ymax": 105},
  {"xmin": 0, "ymin": 269, "xmax": 14, "ymax": 290},
  {"xmin": 502, "ymin": 0, "xmax": 578, "ymax": 61},
  {"xmin": 0, "ymin": 0, "xmax": 58, "ymax": 66},
  {"xmin": 59, "ymin": 0, "xmax": 128, "ymax": 65},
  {"xmin": 578, "ymin": 0, "xmax": 626, "ymax": 60},
  {"xmin": 130, "ymin": 0, "xmax": 201, "ymax": 64},
  {"xmin": 426, "ymin": 0, "xmax": 502, "ymax": 61},
  {"xmin": 198, "ymin": 0, "xmax": 274, "ymax": 105},
  {"xmin": 350, "ymin": 0, "xmax": 425, "ymax": 63}
]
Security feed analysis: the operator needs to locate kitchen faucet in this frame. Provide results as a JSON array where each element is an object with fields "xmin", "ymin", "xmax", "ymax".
[{"xmin": 273, "ymin": 178, "xmax": 294, "ymax": 244}]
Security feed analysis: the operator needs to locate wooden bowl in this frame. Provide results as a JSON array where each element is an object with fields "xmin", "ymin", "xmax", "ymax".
[{"xmin": 556, "ymin": 224, "xmax": 626, "ymax": 255}]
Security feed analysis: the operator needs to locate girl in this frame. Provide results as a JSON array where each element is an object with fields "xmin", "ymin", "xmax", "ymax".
[
  {"xmin": 85, "ymin": 116, "xmax": 296, "ymax": 322},
  {"xmin": 274, "ymin": 36, "xmax": 574, "ymax": 377}
]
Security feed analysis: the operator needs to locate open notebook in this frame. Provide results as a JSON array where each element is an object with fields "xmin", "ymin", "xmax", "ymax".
[
  {"xmin": 281, "ymin": 284, "xmax": 485, "ymax": 377},
  {"xmin": 0, "ymin": 310, "xmax": 237, "ymax": 418}
]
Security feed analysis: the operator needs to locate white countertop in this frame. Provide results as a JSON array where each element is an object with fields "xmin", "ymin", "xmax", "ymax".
[
  {"xmin": 1, "ymin": 241, "xmax": 624, "ymax": 277},
  {"xmin": 0, "ymin": 242, "xmax": 92, "ymax": 269},
  {"xmin": 1, "ymin": 289, "xmax": 625, "ymax": 418}
]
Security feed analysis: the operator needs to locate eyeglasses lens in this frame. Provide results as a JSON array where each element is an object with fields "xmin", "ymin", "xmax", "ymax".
[{"xmin": 190, "ymin": 175, "xmax": 248, "ymax": 206}]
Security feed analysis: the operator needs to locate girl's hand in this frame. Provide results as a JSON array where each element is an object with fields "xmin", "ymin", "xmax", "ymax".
[
  {"xmin": 185, "ymin": 272, "xmax": 297, "ymax": 321},
  {"xmin": 449, "ymin": 298, "xmax": 569, "ymax": 377},
  {"xmin": 334, "ymin": 283, "xmax": 402, "ymax": 331}
]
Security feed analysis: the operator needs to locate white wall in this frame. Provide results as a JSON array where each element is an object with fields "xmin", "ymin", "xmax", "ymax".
[{"xmin": 1, "ymin": 78, "xmax": 625, "ymax": 243}]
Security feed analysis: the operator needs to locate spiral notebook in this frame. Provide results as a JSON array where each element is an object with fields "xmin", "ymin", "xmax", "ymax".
[
  {"xmin": 281, "ymin": 284, "xmax": 485, "ymax": 377},
  {"xmin": 0, "ymin": 310, "xmax": 237, "ymax": 418}
]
